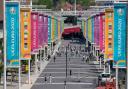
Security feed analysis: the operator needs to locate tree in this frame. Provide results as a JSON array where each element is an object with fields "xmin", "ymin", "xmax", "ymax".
[{"xmin": 37, "ymin": 0, "xmax": 53, "ymax": 9}]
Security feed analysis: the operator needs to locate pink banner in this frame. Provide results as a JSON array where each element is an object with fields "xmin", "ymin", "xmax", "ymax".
[
  {"xmin": 94, "ymin": 15, "xmax": 100, "ymax": 46},
  {"xmin": 38, "ymin": 14, "xmax": 44, "ymax": 48},
  {"xmin": 43, "ymin": 15, "xmax": 48, "ymax": 45},
  {"xmin": 31, "ymin": 12, "xmax": 38, "ymax": 52},
  {"xmin": 99, "ymin": 13, "xmax": 105, "ymax": 51}
]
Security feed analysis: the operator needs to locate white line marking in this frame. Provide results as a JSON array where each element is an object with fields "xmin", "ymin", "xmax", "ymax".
[
  {"xmin": 47, "ymin": 64, "xmax": 100, "ymax": 66},
  {"xmin": 42, "ymin": 72, "xmax": 99, "ymax": 74},
  {"xmin": 45, "ymin": 68, "xmax": 103, "ymax": 70},
  {"xmin": 33, "ymin": 82, "xmax": 93, "ymax": 85},
  {"xmin": 36, "ymin": 76, "xmax": 98, "ymax": 79}
]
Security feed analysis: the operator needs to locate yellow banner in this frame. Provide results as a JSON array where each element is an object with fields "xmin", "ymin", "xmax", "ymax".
[
  {"xmin": 20, "ymin": 8, "xmax": 31, "ymax": 59},
  {"xmin": 51, "ymin": 16, "xmax": 54, "ymax": 41},
  {"xmin": 105, "ymin": 9, "xmax": 113, "ymax": 60},
  {"xmin": 84, "ymin": 21, "xmax": 86, "ymax": 38}
]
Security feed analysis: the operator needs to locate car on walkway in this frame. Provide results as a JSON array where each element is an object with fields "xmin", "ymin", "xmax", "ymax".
[{"xmin": 98, "ymin": 73, "xmax": 115, "ymax": 86}]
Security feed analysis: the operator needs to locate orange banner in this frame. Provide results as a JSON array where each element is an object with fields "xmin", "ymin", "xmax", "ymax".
[
  {"xmin": 20, "ymin": 8, "xmax": 31, "ymax": 59},
  {"xmin": 105, "ymin": 9, "xmax": 113, "ymax": 60}
]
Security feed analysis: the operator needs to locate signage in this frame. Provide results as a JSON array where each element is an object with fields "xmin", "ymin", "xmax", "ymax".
[
  {"xmin": 94, "ymin": 15, "xmax": 100, "ymax": 47},
  {"xmin": 113, "ymin": 3, "xmax": 127, "ymax": 68},
  {"xmin": 38, "ymin": 14, "xmax": 43, "ymax": 48},
  {"xmin": 6, "ymin": 1, "xmax": 20, "ymax": 66},
  {"xmin": 31, "ymin": 12, "xmax": 38, "ymax": 52},
  {"xmin": 48, "ymin": 16, "xmax": 51, "ymax": 43},
  {"xmin": 20, "ymin": 8, "xmax": 31, "ymax": 59},
  {"xmin": 99, "ymin": 13, "xmax": 105, "ymax": 52},
  {"xmin": 105, "ymin": 9, "xmax": 113, "ymax": 60}
]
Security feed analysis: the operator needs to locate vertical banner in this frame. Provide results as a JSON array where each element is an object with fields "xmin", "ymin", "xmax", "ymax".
[
  {"xmin": 58, "ymin": 20, "xmax": 61, "ymax": 40},
  {"xmin": 113, "ymin": 3, "xmax": 127, "ymax": 68},
  {"xmin": 6, "ymin": 1, "xmax": 20, "ymax": 66},
  {"xmin": 54, "ymin": 17, "xmax": 57, "ymax": 40},
  {"xmin": 94, "ymin": 15, "xmax": 100, "ymax": 47},
  {"xmin": 105, "ymin": 9, "xmax": 113, "ymax": 60},
  {"xmin": 62, "ymin": 20, "xmax": 64, "ymax": 32},
  {"xmin": 88, "ymin": 18, "xmax": 92, "ymax": 42},
  {"xmin": 51, "ymin": 16, "xmax": 55, "ymax": 41},
  {"xmin": 20, "ymin": 8, "xmax": 31, "ymax": 59},
  {"xmin": 56, "ymin": 19, "xmax": 58, "ymax": 40},
  {"xmin": 31, "ymin": 12, "xmax": 38, "ymax": 53},
  {"xmin": 99, "ymin": 13, "xmax": 105, "ymax": 52},
  {"xmin": 84, "ymin": 21, "xmax": 86, "ymax": 38},
  {"xmin": 38, "ymin": 14, "xmax": 43, "ymax": 48},
  {"xmin": 48, "ymin": 16, "xmax": 51, "ymax": 44},
  {"xmin": 86, "ymin": 20, "xmax": 88, "ymax": 41},
  {"xmin": 91, "ymin": 17, "xmax": 94, "ymax": 43},
  {"xmin": 81, "ymin": 20, "xmax": 84, "ymax": 34},
  {"xmin": 44, "ymin": 15, "xmax": 48, "ymax": 45}
]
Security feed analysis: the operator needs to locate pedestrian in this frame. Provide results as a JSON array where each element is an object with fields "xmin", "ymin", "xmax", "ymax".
[
  {"xmin": 44, "ymin": 74, "xmax": 47, "ymax": 83},
  {"xmin": 48, "ymin": 55, "xmax": 50, "ymax": 60},
  {"xmin": 53, "ymin": 56, "xmax": 56, "ymax": 62},
  {"xmin": 82, "ymin": 55, "xmax": 85, "ymax": 62},
  {"xmin": 64, "ymin": 80, "xmax": 66, "ymax": 89},
  {"xmin": 49, "ymin": 74, "xmax": 52, "ymax": 84},
  {"xmin": 69, "ymin": 70, "xmax": 72, "ymax": 76}
]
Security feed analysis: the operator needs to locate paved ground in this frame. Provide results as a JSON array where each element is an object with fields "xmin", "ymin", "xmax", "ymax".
[{"xmin": 31, "ymin": 39, "xmax": 103, "ymax": 89}]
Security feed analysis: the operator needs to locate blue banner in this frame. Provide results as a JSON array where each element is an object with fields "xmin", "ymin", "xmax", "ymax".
[
  {"xmin": 6, "ymin": 2, "xmax": 20, "ymax": 66},
  {"xmin": 48, "ymin": 16, "xmax": 51, "ymax": 43},
  {"xmin": 91, "ymin": 17, "xmax": 94, "ymax": 43},
  {"xmin": 114, "ymin": 3, "xmax": 127, "ymax": 68}
]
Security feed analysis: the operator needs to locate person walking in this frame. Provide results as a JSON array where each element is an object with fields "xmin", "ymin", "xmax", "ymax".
[
  {"xmin": 53, "ymin": 56, "xmax": 56, "ymax": 63},
  {"xmin": 44, "ymin": 74, "xmax": 47, "ymax": 83}
]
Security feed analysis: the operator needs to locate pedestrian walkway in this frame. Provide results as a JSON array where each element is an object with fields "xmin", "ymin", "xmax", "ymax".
[
  {"xmin": 0, "ymin": 41, "xmax": 62, "ymax": 89},
  {"xmin": 31, "ymin": 39, "xmax": 103, "ymax": 89}
]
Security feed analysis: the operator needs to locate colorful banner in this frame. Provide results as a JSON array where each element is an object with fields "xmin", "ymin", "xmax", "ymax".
[
  {"xmin": 91, "ymin": 17, "xmax": 94, "ymax": 43},
  {"xmin": 62, "ymin": 20, "xmax": 64, "ymax": 32},
  {"xmin": 44, "ymin": 15, "xmax": 48, "ymax": 45},
  {"xmin": 54, "ymin": 17, "xmax": 57, "ymax": 40},
  {"xmin": 31, "ymin": 12, "xmax": 38, "ymax": 52},
  {"xmin": 51, "ymin": 17, "xmax": 55, "ymax": 41},
  {"xmin": 38, "ymin": 14, "xmax": 44, "ymax": 48},
  {"xmin": 48, "ymin": 16, "xmax": 51, "ymax": 43},
  {"xmin": 81, "ymin": 20, "xmax": 84, "ymax": 34},
  {"xmin": 88, "ymin": 18, "xmax": 92, "ymax": 42},
  {"xmin": 58, "ymin": 20, "xmax": 61, "ymax": 40},
  {"xmin": 6, "ymin": 2, "xmax": 20, "ymax": 66},
  {"xmin": 113, "ymin": 3, "xmax": 127, "ymax": 68},
  {"xmin": 84, "ymin": 21, "xmax": 86, "ymax": 38},
  {"xmin": 105, "ymin": 9, "xmax": 113, "ymax": 60},
  {"xmin": 86, "ymin": 20, "xmax": 88, "ymax": 41},
  {"xmin": 99, "ymin": 13, "xmax": 105, "ymax": 52},
  {"xmin": 94, "ymin": 15, "xmax": 100, "ymax": 47},
  {"xmin": 20, "ymin": 8, "xmax": 31, "ymax": 59}
]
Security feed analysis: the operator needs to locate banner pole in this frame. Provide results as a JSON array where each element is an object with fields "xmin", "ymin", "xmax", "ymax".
[
  {"xmin": 100, "ymin": 57, "xmax": 102, "ymax": 69},
  {"xmin": 40, "ymin": 49, "xmax": 42, "ymax": 70},
  {"xmin": 18, "ymin": 65, "xmax": 21, "ymax": 89},
  {"xmin": 116, "ymin": 65, "xmax": 118, "ymax": 89},
  {"xmin": 35, "ymin": 53, "xmax": 38, "ymax": 74},
  {"xmin": 4, "ymin": 0, "xmax": 6, "ymax": 89},
  {"xmin": 28, "ymin": 59, "xmax": 31, "ymax": 84}
]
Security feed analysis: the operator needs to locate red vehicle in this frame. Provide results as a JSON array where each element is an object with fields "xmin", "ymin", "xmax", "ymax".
[{"xmin": 62, "ymin": 27, "xmax": 81, "ymax": 37}]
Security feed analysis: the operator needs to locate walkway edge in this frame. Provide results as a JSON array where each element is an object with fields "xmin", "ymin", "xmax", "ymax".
[{"xmin": 20, "ymin": 41, "xmax": 62, "ymax": 89}]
